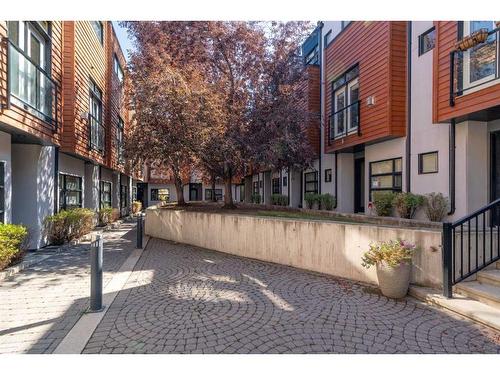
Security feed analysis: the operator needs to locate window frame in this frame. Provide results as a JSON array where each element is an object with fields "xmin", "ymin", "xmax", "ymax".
[
  {"xmin": 59, "ymin": 173, "xmax": 83, "ymax": 211},
  {"xmin": 205, "ymin": 189, "xmax": 223, "ymax": 201},
  {"xmin": 325, "ymin": 168, "xmax": 332, "ymax": 183},
  {"xmin": 418, "ymin": 27, "xmax": 436, "ymax": 56},
  {"xmin": 117, "ymin": 116, "xmax": 125, "ymax": 164},
  {"xmin": 369, "ymin": 157, "xmax": 403, "ymax": 201},
  {"xmin": 120, "ymin": 184, "xmax": 128, "ymax": 209},
  {"xmin": 271, "ymin": 177, "xmax": 281, "ymax": 194},
  {"xmin": 89, "ymin": 79, "xmax": 104, "ymax": 152},
  {"xmin": 113, "ymin": 54, "xmax": 124, "ymax": 83},
  {"xmin": 283, "ymin": 176, "xmax": 288, "ymax": 187},
  {"xmin": 151, "ymin": 188, "xmax": 169, "ymax": 202},
  {"xmin": 91, "ymin": 21, "xmax": 104, "ymax": 45},
  {"xmin": 418, "ymin": 151, "xmax": 439, "ymax": 174},
  {"xmin": 100, "ymin": 180, "xmax": 112, "ymax": 208},
  {"xmin": 330, "ymin": 64, "xmax": 360, "ymax": 140},
  {"xmin": 304, "ymin": 171, "xmax": 319, "ymax": 194},
  {"xmin": 253, "ymin": 181, "xmax": 259, "ymax": 195}
]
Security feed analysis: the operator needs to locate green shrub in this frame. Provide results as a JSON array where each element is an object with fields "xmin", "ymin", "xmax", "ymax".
[
  {"xmin": 132, "ymin": 200, "xmax": 142, "ymax": 214},
  {"xmin": 44, "ymin": 208, "xmax": 96, "ymax": 245},
  {"xmin": 98, "ymin": 207, "xmax": 113, "ymax": 226},
  {"xmin": 251, "ymin": 193, "xmax": 261, "ymax": 204},
  {"xmin": 0, "ymin": 224, "xmax": 28, "ymax": 270},
  {"xmin": 424, "ymin": 192, "xmax": 448, "ymax": 222},
  {"xmin": 304, "ymin": 193, "xmax": 316, "ymax": 209},
  {"xmin": 271, "ymin": 194, "xmax": 288, "ymax": 206},
  {"xmin": 362, "ymin": 239, "xmax": 416, "ymax": 269},
  {"xmin": 394, "ymin": 192, "xmax": 424, "ymax": 219},
  {"xmin": 372, "ymin": 191, "xmax": 396, "ymax": 217},
  {"xmin": 320, "ymin": 194, "xmax": 336, "ymax": 211}
]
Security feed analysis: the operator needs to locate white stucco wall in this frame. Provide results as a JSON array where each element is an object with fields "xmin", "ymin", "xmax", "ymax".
[
  {"xmin": 84, "ymin": 163, "xmax": 100, "ymax": 211},
  {"xmin": 336, "ymin": 153, "xmax": 354, "ymax": 213},
  {"xmin": 0, "ymin": 131, "xmax": 12, "ymax": 223}
]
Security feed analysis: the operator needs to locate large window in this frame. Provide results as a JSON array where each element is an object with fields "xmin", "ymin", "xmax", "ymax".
[
  {"xmin": 205, "ymin": 189, "xmax": 223, "ymax": 201},
  {"xmin": 91, "ymin": 21, "xmax": 103, "ymax": 45},
  {"xmin": 304, "ymin": 171, "xmax": 318, "ymax": 194},
  {"xmin": 59, "ymin": 174, "xmax": 82, "ymax": 211},
  {"xmin": 325, "ymin": 169, "xmax": 332, "ymax": 182},
  {"xmin": 331, "ymin": 65, "xmax": 359, "ymax": 139},
  {"xmin": 113, "ymin": 54, "xmax": 124, "ymax": 83},
  {"xmin": 151, "ymin": 188, "xmax": 169, "ymax": 202},
  {"xmin": 253, "ymin": 181, "xmax": 259, "ymax": 194},
  {"xmin": 418, "ymin": 152, "xmax": 438, "ymax": 174},
  {"xmin": 100, "ymin": 181, "xmax": 112, "ymax": 208},
  {"xmin": 7, "ymin": 21, "xmax": 55, "ymax": 124},
  {"xmin": 0, "ymin": 162, "xmax": 4, "ymax": 223},
  {"xmin": 89, "ymin": 79, "xmax": 104, "ymax": 152},
  {"xmin": 117, "ymin": 116, "xmax": 124, "ymax": 164},
  {"xmin": 418, "ymin": 27, "xmax": 436, "ymax": 56},
  {"xmin": 369, "ymin": 158, "xmax": 402, "ymax": 200},
  {"xmin": 272, "ymin": 178, "xmax": 280, "ymax": 194},
  {"xmin": 462, "ymin": 21, "xmax": 497, "ymax": 89}
]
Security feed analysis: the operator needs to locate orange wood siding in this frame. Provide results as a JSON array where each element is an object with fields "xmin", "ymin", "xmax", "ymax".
[
  {"xmin": 301, "ymin": 64, "xmax": 321, "ymax": 157},
  {"xmin": 433, "ymin": 21, "xmax": 500, "ymax": 123},
  {"xmin": 324, "ymin": 21, "xmax": 407, "ymax": 153},
  {"xmin": 0, "ymin": 21, "xmax": 63, "ymax": 144}
]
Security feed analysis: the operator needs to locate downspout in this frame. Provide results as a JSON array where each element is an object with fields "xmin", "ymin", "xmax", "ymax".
[
  {"xmin": 98, "ymin": 165, "xmax": 102, "ymax": 209},
  {"xmin": 448, "ymin": 119, "xmax": 456, "ymax": 215},
  {"xmin": 287, "ymin": 167, "xmax": 291, "ymax": 205},
  {"xmin": 333, "ymin": 151, "xmax": 338, "ymax": 209},
  {"xmin": 317, "ymin": 21, "xmax": 323, "ymax": 195},
  {"xmin": 405, "ymin": 21, "xmax": 412, "ymax": 193},
  {"xmin": 53, "ymin": 146, "xmax": 59, "ymax": 214}
]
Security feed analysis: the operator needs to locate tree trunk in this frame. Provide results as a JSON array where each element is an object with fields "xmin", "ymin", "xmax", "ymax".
[
  {"xmin": 223, "ymin": 164, "xmax": 235, "ymax": 209},
  {"xmin": 172, "ymin": 169, "xmax": 186, "ymax": 206},
  {"xmin": 211, "ymin": 174, "xmax": 217, "ymax": 202}
]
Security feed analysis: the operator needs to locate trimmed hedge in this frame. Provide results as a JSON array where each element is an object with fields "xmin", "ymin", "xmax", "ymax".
[
  {"xmin": 372, "ymin": 191, "xmax": 396, "ymax": 217},
  {"xmin": 0, "ymin": 224, "xmax": 28, "ymax": 270},
  {"xmin": 44, "ymin": 208, "xmax": 95, "ymax": 245},
  {"xmin": 271, "ymin": 194, "xmax": 288, "ymax": 206},
  {"xmin": 98, "ymin": 207, "xmax": 113, "ymax": 226},
  {"xmin": 132, "ymin": 200, "xmax": 142, "ymax": 214},
  {"xmin": 251, "ymin": 193, "xmax": 261, "ymax": 204}
]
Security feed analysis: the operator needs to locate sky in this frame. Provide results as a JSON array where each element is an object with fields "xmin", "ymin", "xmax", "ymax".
[{"xmin": 112, "ymin": 21, "xmax": 134, "ymax": 61}]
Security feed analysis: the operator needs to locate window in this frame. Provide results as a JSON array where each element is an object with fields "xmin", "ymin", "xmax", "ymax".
[
  {"xmin": 117, "ymin": 116, "xmax": 124, "ymax": 163},
  {"xmin": 461, "ymin": 21, "xmax": 497, "ymax": 89},
  {"xmin": 331, "ymin": 65, "xmax": 360, "ymax": 139},
  {"xmin": 272, "ymin": 178, "xmax": 280, "ymax": 194},
  {"xmin": 0, "ymin": 162, "xmax": 4, "ymax": 223},
  {"xmin": 91, "ymin": 21, "xmax": 103, "ymax": 45},
  {"xmin": 59, "ymin": 174, "xmax": 82, "ymax": 211},
  {"xmin": 253, "ymin": 181, "xmax": 259, "ymax": 194},
  {"xmin": 304, "ymin": 171, "xmax": 318, "ymax": 194},
  {"xmin": 325, "ymin": 169, "xmax": 332, "ymax": 182},
  {"xmin": 89, "ymin": 79, "xmax": 104, "ymax": 152},
  {"xmin": 304, "ymin": 46, "xmax": 319, "ymax": 65},
  {"xmin": 100, "ymin": 181, "xmax": 112, "ymax": 208},
  {"xmin": 419, "ymin": 152, "xmax": 438, "ymax": 174},
  {"xmin": 205, "ymin": 189, "xmax": 223, "ymax": 201},
  {"xmin": 132, "ymin": 186, "xmax": 137, "ymax": 201},
  {"xmin": 113, "ymin": 54, "xmax": 124, "ymax": 83},
  {"xmin": 369, "ymin": 158, "xmax": 402, "ymax": 200},
  {"xmin": 418, "ymin": 27, "xmax": 436, "ymax": 56},
  {"xmin": 151, "ymin": 188, "xmax": 169, "ymax": 202},
  {"xmin": 259, "ymin": 180, "xmax": 263, "ymax": 188},
  {"xmin": 283, "ymin": 176, "xmax": 288, "ymax": 187},
  {"xmin": 7, "ymin": 21, "xmax": 54, "ymax": 123}
]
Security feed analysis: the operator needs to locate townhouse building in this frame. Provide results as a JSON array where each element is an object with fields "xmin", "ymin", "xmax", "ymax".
[{"xmin": 0, "ymin": 21, "xmax": 140, "ymax": 249}]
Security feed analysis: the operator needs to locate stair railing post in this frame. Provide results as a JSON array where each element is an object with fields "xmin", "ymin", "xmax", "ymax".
[
  {"xmin": 89, "ymin": 234, "xmax": 104, "ymax": 312},
  {"xmin": 442, "ymin": 222, "xmax": 453, "ymax": 298}
]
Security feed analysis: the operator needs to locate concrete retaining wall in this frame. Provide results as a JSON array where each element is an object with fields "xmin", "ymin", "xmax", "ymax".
[{"xmin": 145, "ymin": 208, "xmax": 443, "ymax": 288}]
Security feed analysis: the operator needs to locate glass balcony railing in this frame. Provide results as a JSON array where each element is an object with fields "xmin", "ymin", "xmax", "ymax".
[
  {"xmin": 7, "ymin": 39, "xmax": 58, "ymax": 128},
  {"xmin": 450, "ymin": 26, "xmax": 500, "ymax": 106}
]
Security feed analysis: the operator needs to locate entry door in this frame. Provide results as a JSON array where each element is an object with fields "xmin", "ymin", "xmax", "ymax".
[
  {"xmin": 189, "ymin": 183, "xmax": 202, "ymax": 201},
  {"xmin": 491, "ymin": 132, "xmax": 500, "ymax": 225},
  {"xmin": 137, "ymin": 183, "xmax": 147, "ymax": 208},
  {"xmin": 354, "ymin": 158, "xmax": 365, "ymax": 213}
]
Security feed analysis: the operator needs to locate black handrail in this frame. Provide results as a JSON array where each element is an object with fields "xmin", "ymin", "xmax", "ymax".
[
  {"xmin": 450, "ymin": 26, "xmax": 500, "ymax": 107},
  {"xmin": 442, "ymin": 198, "xmax": 500, "ymax": 297},
  {"xmin": 329, "ymin": 100, "xmax": 360, "ymax": 140}
]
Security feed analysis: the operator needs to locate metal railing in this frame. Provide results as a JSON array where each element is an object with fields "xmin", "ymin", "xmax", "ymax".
[
  {"xmin": 328, "ymin": 100, "xmax": 360, "ymax": 140},
  {"xmin": 450, "ymin": 26, "xmax": 500, "ymax": 106},
  {"xmin": 442, "ymin": 198, "xmax": 500, "ymax": 297},
  {"xmin": 6, "ymin": 39, "xmax": 58, "ymax": 129}
]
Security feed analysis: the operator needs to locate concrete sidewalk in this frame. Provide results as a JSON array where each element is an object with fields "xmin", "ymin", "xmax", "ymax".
[{"xmin": 0, "ymin": 222, "xmax": 138, "ymax": 354}]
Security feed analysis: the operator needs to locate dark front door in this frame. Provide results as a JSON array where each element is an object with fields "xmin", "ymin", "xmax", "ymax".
[
  {"xmin": 354, "ymin": 158, "xmax": 365, "ymax": 213},
  {"xmin": 137, "ymin": 183, "xmax": 147, "ymax": 209},
  {"xmin": 189, "ymin": 183, "xmax": 202, "ymax": 201},
  {"xmin": 491, "ymin": 132, "xmax": 500, "ymax": 225}
]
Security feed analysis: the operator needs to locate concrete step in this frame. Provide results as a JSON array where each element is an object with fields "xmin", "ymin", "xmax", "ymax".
[
  {"xmin": 409, "ymin": 286, "xmax": 500, "ymax": 331},
  {"xmin": 478, "ymin": 269, "xmax": 500, "ymax": 287},
  {"xmin": 455, "ymin": 281, "xmax": 500, "ymax": 310}
]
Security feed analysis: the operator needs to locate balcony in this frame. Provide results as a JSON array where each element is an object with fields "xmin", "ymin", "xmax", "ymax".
[
  {"xmin": 450, "ymin": 26, "xmax": 500, "ymax": 107},
  {"xmin": 89, "ymin": 113, "xmax": 105, "ymax": 153},
  {"xmin": 6, "ymin": 39, "xmax": 58, "ymax": 128},
  {"xmin": 328, "ymin": 100, "xmax": 360, "ymax": 141}
]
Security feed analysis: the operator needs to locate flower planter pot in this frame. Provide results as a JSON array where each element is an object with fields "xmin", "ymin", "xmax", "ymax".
[{"xmin": 376, "ymin": 261, "xmax": 411, "ymax": 299}]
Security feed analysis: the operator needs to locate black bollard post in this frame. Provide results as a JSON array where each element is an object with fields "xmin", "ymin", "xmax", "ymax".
[
  {"xmin": 136, "ymin": 214, "xmax": 143, "ymax": 249},
  {"xmin": 89, "ymin": 234, "xmax": 104, "ymax": 312}
]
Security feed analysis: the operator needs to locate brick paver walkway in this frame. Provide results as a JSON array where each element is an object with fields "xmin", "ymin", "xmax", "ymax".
[
  {"xmin": 83, "ymin": 238, "xmax": 500, "ymax": 354},
  {"xmin": 0, "ymin": 222, "xmax": 137, "ymax": 354}
]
